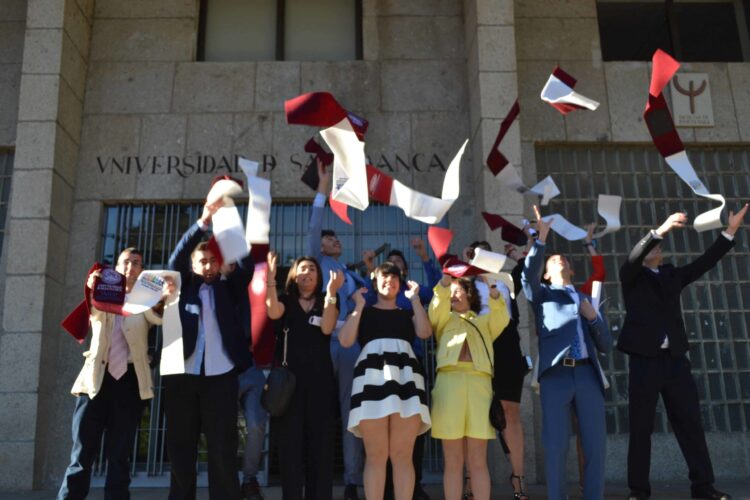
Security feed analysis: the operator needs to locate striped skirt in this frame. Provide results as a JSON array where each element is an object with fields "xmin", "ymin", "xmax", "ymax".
[{"xmin": 347, "ymin": 338, "xmax": 431, "ymax": 438}]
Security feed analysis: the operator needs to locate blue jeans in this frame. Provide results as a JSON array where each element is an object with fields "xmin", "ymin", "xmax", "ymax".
[
  {"xmin": 238, "ymin": 366, "xmax": 268, "ymax": 483},
  {"xmin": 330, "ymin": 334, "xmax": 364, "ymax": 486},
  {"xmin": 57, "ymin": 367, "xmax": 144, "ymax": 500}
]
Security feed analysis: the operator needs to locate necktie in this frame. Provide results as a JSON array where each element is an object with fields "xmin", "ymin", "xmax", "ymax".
[
  {"xmin": 108, "ymin": 315, "xmax": 128, "ymax": 380},
  {"xmin": 566, "ymin": 286, "xmax": 583, "ymax": 360}
]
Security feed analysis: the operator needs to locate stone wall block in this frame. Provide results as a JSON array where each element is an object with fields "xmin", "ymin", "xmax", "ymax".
[
  {"xmin": 728, "ymin": 63, "xmax": 750, "ymax": 141},
  {"xmin": 301, "ymin": 61, "xmax": 380, "ymax": 112},
  {"xmin": 41, "ymin": 276, "xmax": 64, "ymax": 336},
  {"xmin": 362, "ymin": 13, "xmax": 379, "ymax": 61},
  {"xmin": 84, "ymin": 62, "xmax": 174, "ymax": 114},
  {"xmin": 27, "ymin": 0, "xmax": 65, "ymax": 28},
  {"xmin": 0, "ymin": 394, "xmax": 38, "ymax": 441},
  {"xmin": 468, "ymin": 74, "xmax": 481, "ymax": 140},
  {"xmin": 604, "ymin": 62, "xmax": 651, "ymax": 141},
  {"xmin": 134, "ymin": 114, "xmax": 187, "ymax": 199},
  {"xmin": 0, "ymin": 0, "xmax": 28, "ymax": 20},
  {"xmin": 75, "ymin": 115, "xmax": 140, "ymax": 199},
  {"xmin": 50, "ymin": 171, "xmax": 73, "ymax": 230},
  {"xmin": 516, "ymin": 17, "xmax": 599, "ymax": 61},
  {"xmin": 269, "ymin": 112, "xmax": 318, "ymax": 199},
  {"xmin": 382, "ymin": 61, "xmax": 466, "ymax": 112},
  {"xmin": 378, "ymin": 16, "xmax": 465, "ymax": 60},
  {"xmin": 90, "ymin": 19, "xmax": 195, "ymax": 62},
  {"xmin": 477, "ymin": 26, "xmax": 516, "ymax": 72},
  {"xmin": 5, "ymin": 219, "xmax": 49, "ymax": 274},
  {"xmin": 3, "ymin": 275, "xmax": 46, "ymax": 332},
  {"xmin": 561, "ymin": 62, "xmax": 611, "ymax": 141},
  {"xmin": 362, "ymin": 112, "xmax": 411, "ymax": 156},
  {"xmin": 17, "ymin": 74, "xmax": 59, "ymax": 122},
  {"xmin": 483, "ymin": 168, "xmax": 524, "ymax": 215},
  {"xmin": 517, "ymin": 61, "xmax": 565, "ymax": 141},
  {"xmin": 515, "ymin": 0, "xmax": 597, "ymax": 18},
  {"xmin": 255, "ymin": 62, "xmax": 300, "ymax": 112},
  {"xmin": 232, "ymin": 113, "xmax": 274, "ymax": 161},
  {"xmin": 59, "ymin": 31, "xmax": 87, "ymax": 100},
  {"xmin": 173, "ymin": 63, "xmax": 255, "ymax": 113},
  {"xmin": 13, "ymin": 121, "xmax": 56, "ymax": 170},
  {"xmin": 182, "ymin": 113, "xmax": 235, "ymax": 199},
  {"xmin": 376, "ymin": 0, "xmax": 462, "ymax": 16},
  {"xmin": 0, "ymin": 333, "xmax": 42, "ymax": 392},
  {"xmin": 9, "ymin": 170, "xmax": 53, "ymax": 219},
  {"xmin": 56, "ymin": 76, "xmax": 82, "ymax": 142},
  {"xmin": 75, "ymin": 0, "xmax": 94, "ymax": 21},
  {"xmin": 0, "ymin": 442, "xmax": 34, "ymax": 490},
  {"xmin": 21, "ymin": 28, "xmax": 62, "ymax": 74},
  {"xmin": 678, "ymin": 63, "xmax": 740, "ymax": 142},
  {"xmin": 55, "ymin": 123, "xmax": 79, "ymax": 184},
  {"xmin": 63, "ymin": 0, "xmax": 91, "ymax": 57},
  {"xmin": 64, "ymin": 201, "xmax": 101, "ymax": 283},
  {"xmin": 45, "ymin": 220, "xmax": 69, "ymax": 281},
  {"xmin": 95, "ymin": 0, "xmax": 197, "ymax": 19},
  {"xmin": 0, "ymin": 21, "xmax": 27, "ymax": 63},
  {"xmin": 463, "ymin": 0, "xmax": 478, "ymax": 50},
  {"xmin": 0, "ymin": 63, "xmax": 22, "ymax": 145},
  {"xmin": 478, "ymin": 71, "xmax": 518, "ymax": 119},
  {"xmin": 475, "ymin": 0, "xmax": 514, "ymax": 25},
  {"xmin": 478, "ymin": 116, "xmax": 521, "ymax": 172}
]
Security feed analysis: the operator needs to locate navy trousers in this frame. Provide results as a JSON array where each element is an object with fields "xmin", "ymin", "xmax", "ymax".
[
  {"xmin": 57, "ymin": 366, "xmax": 145, "ymax": 500},
  {"xmin": 540, "ymin": 363, "xmax": 606, "ymax": 500}
]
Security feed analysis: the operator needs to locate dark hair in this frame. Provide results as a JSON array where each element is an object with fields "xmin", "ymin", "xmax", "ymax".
[
  {"xmin": 542, "ymin": 252, "xmax": 563, "ymax": 285},
  {"xmin": 190, "ymin": 241, "xmax": 212, "ymax": 260},
  {"xmin": 285, "ymin": 256, "xmax": 324, "ymax": 303},
  {"xmin": 374, "ymin": 261, "xmax": 402, "ymax": 284},
  {"xmin": 387, "ymin": 249, "xmax": 408, "ymax": 270},
  {"xmin": 470, "ymin": 240, "xmax": 492, "ymax": 251},
  {"xmin": 321, "ymin": 229, "xmax": 336, "ymax": 238},
  {"xmin": 119, "ymin": 247, "xmax": 143, "ymax": 258},
  {"xmin": 454, "ymin": 277, "xmax": 481, "ymax": 313}
]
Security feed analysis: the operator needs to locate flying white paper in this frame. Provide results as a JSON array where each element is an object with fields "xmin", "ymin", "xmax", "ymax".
[
  {"xmin": 205, "ymin": 177, "xmax": 249, "ymax": 264},
  {"xmin": 541, "ymin": 74, "xmax": 600, "ymax": 111},
  {"xmin": 238, "ymin": 158, "xmax": 272, "ymax": 244},
  {"xmin": 320, "ymin": 118, "xmax": 369, "ymax": 211},
  {"xmin": 157, "ymin": 271, "xmax": 185, "ymax": 376},
  {"xmin": 121, "ymin": 271, "xmax": 166, "ymax": 315},
  {"xmin": 664, "ymin": 151, "xmax": 725, "ymax": 232},
  {"xmin": 495, "ymin": 166, "xmax": 561, "ymax": 206},
  {"xmin": 542, "ymin": 194, "xmax": 623, "ymax": 241},
  {"xmin": 470, "ymin": 247, "xmax": 508, "ymax": 274},
  {"xmin": 590, "ymin": 280, "xmax": 602, "ymax": 310}
]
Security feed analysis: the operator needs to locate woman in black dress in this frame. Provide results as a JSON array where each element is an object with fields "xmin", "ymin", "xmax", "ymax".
[
  {"xmin": 266, "ymin": 252, "xmax": 344, "ymax": 500},
  {"xmin": 338, "ymin": 261, "xmax": 432, "ymax": 500}
]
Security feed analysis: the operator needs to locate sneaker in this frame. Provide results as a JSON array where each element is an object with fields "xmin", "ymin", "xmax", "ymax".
[
  {"xmin": 242, "ymin": 478, "xmax": 264, "ymax": 500},
  {"xmin": 344, "ymin": 484, "xmax": 360, "ymax": 500}
]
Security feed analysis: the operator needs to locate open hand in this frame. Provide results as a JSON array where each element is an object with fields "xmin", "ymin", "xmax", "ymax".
[
  {"xmin": 533, "ymin": 205, "xmax": 553, "ymax": 244},
  {"xmin": 353, "ymin": 287, "xmax": 368, "ymax": 308},
  {"xmin": 86, "ymin": 270, "xmax": 102, "ymax": 289},
  {"xmin": 317, "ymin": 158, "xmax": 332, "ymax": 195},
  {"xmin": 266, "ymin": 251, "xmax": 278, "ymax": 281},
  {"xmin": 655, "ymin": 212, "xmax": 688, "ymax": 236},
  {"xmin": 579, "ymin": 299, "xmax": 598, "ymax": 321},
  {"xmin": 327, "ymin": 270, "xmax": 345, "ymax": 296},
  {"xmin": 726, "ymin": 203, "xmax": 749, "ymax": 236},
  {"xmin": 404, "ymin": 280, "xmax": 420, "ymax": 301}
]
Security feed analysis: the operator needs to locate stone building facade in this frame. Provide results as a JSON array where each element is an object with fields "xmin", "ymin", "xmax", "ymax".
[{"xmin": 1, "ymin": 0, "xmax": 749, "ymax": 491}]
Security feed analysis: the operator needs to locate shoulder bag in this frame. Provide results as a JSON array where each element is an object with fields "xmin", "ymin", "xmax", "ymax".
[{"xmin": 261, "ymin": 326, "xmax": 296, "ymax": 416}]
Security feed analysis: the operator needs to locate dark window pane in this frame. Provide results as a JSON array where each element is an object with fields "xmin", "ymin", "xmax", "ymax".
[
  {"xmin": 597, "ymin": 2, "xmax": 671, "ymax": 61},
  {"xmin": 674, "ymin": 3, "xmax": 743, "ymax": 62}
]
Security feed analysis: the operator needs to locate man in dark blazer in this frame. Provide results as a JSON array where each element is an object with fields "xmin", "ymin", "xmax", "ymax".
[
  {"xmin": 164, "ymin": 198, "xmax": 254, "ymax": 500},
  {"xmin": 522, "ymin": 206, "xmax": 612, "ymax": 500},
  {"xmin": 619, "ymin": 205, "xmax": 748, "ymax": 500}
]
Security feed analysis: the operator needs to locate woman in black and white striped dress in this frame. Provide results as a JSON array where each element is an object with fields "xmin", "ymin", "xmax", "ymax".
[{"xmin": 338, "ymin": 261, "xmax": 432, "ymax": 500}]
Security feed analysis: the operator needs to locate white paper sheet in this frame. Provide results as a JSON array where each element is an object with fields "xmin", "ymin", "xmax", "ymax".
[
  {"xmin": 541, "ymin": 74, "xmax": 600, "ymax": 111},
  {"xmin": 157, "ymin": 271, "xmax": 185, "ymax": 376},
  {"xmin": 495, "ymin": 166, "xmax": 561, "ymax": 206},
  {"xmin": 320, "ymin": 118, "xmax": 369, "ymax": 211},
  {"xmin": 542, "ymin": 213, "xmax": 589, "ymax": 241},
  {"xmin": 590, "ymin": 280, "xmax": 602, "ymax": 310},
  {"xmin": 664, "ymin": 151, "xmax": 726, "ymax": 232},
  {"xmin": 470, "ymin": 247, "xmax": 508, "ymax": 274},
  {"xmin": 213, "ymin": 200, "xmax": 249, "ymax": 264},
  {"xmin": 388, "ymin": 139, "xmax": 468, "ymax": 224},
  {"xmin": 121, "ymin": 271, "xmax": 166, "ymax": 315},
  {"xmin": 238, "ymin": 158, "xmax": 272, "ymax": 245},
  {"xmin": 542, "ymin": 194, "xmax": 622, "ymax": 241}
]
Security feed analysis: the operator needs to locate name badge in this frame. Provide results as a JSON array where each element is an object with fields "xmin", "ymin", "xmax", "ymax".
[
  {"xmin": 308, "ymin": 315, "xmax": 322, "ymax": 327},
  {"xmin": 185, "ymin": 303, "xmax": 200, "ymax": 315}
]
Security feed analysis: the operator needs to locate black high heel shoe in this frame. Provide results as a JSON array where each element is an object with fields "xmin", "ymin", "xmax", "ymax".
[{"xmin": 510, "ymin": 474, "xmax": 529, "ymax": 500}]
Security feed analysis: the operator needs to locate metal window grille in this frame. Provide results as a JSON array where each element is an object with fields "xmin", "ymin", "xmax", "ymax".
[
  {"xmin": 0, "ymin": 150, "xmax": 13, "ymax": 259},
  {"xmin": 535, "ymin": 144, "xmax": 750, "ymax": 434},
  {"xmin": 93, "ymin": 200, "xmax": 444, "ymax": 485}
]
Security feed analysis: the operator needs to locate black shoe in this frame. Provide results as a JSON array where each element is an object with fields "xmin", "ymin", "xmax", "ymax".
[
  {"xmin": 413, "ymin": 484, "xmax": 430, "ymax": 500},
  {"xmin": 344, "ymin": 484, "xmax": 361, "ymax": 500},
  {"xmin": 691, "ymin": 486, "xmax": 732, "ymax": 500},
  {"xmin": 242, "ymin": 478, "xmax": 264, "ymax": 500},
  {"xmin": 627, "ymin": 491, "xmax": 649, "ymax": 500}
]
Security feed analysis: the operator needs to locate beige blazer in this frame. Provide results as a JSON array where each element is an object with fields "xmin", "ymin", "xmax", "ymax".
[{"xmin": 71, "ymin": 306, "xmax": 162, "ymax": 400}]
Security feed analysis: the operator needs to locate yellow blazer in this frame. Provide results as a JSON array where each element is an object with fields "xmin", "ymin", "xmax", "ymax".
[
  {"xmin": 428, "ymin": 283, "xmax": 509, "ymax": 376},
  {"xmin": 71, "ymin": 307, "xmax": 162, "ymax": 400}
]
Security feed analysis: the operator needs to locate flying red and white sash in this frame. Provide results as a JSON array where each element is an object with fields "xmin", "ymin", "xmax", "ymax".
[
  {"xmin": 426, "ymin": 227, "xmax": 509, "ymax": 278},
  {"xmin": 644, "ymin": 50, "xmax": 725, "ymax": 232},
  {"xmin": 285, "ymin": 91, "xmax": 368, "ymax": 140},
  {"xmin": 486, "ymin": 99, "xmax": 560, "ymax": 205},
  {"xmin": 319, "ymin": 118, "xmax": 370, "ymax": 212},
  {"xmin": 206, "ymin": 176, "xmax": 249, "ymax": 265},
  {"xmin": 539, "ymin": 194, "xmax": 622, "ymax": 241},
  {"xmin": 541, "ymin": 66, "xmax": 600, "ymax": 114}
]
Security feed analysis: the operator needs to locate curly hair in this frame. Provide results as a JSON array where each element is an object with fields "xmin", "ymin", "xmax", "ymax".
[{"xmin": 453, "ymin": 277, "xmax": 482, "ymax": 313}]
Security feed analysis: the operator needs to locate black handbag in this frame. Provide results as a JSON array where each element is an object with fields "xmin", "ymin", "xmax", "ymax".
[
  {"xmin": 261, "ymin": 327, "xmax": 296, "ymax": 416},
  {"xmin": 461, "ymin": 317, "xmax": 507, "ymax": 432}
]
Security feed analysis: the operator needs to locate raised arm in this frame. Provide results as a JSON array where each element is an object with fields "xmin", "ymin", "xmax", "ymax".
[
  {"xmin": 265, "ymin": 251, "xmax": 285, "ymax": 320},
  {"xmin": 428, "ymin": 274, "xmax": 452, "ymax": 339},
  {"xmin": 168, "ymin": 201, "xmax": 221, "ymax": 275},
  {"xmin": 580, "ymin": 297, "xmax": 612, "ymax": 353},
  {"xmin": 485, "ymin": 286, "xmax": 510, "ymax": 341},
  {"xmin": 522, "ymin": 206, "xmax": 552, "ymax": 303},
  {"xmin": 338, "ymin": 287, "xmax": 367, "ymax": 348},
  {"xmin": 620, "ymin": 212, "xmax": 686, "ymax": 286},
  {"xmin": 406, "ymin": 280, "xmax": 432, "ymax": 339},
  {"xmin": 306, "ymin": 161, "xmax": 331, "ymax": 259}
]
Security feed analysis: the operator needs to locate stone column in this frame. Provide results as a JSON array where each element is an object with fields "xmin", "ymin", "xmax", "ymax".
[
  {"xmin": 0, "ymin": 0, "xmax": 92, "ymax": 489},
  {"xmin": 463, "ymin": 0, "xmax": 540, "ymax": 485}
]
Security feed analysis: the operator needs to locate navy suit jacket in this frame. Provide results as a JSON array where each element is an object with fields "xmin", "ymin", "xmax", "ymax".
[
  {"xmin": 522, "ymin": 241, "xmax": 612, "ymax": 391},
  {"xmin": 168, "ymin": 222, "xmax": 254, "ymax": 373}
]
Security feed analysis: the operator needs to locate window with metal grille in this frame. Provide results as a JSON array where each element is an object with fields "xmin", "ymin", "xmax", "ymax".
[
  {"xmin": 535, "ymin": 144, "xmax": 750, "ymax": 434},
  {"xmin": 0, "ymin": 150, "xmax": 13, "ymax": 259},
  {"xmin": 197, "ymin": 0, "xmax": 363, "ymax": 62},
  {"xmin": 94, "ymin": 200, "xmax": 444, "ymax": 485}
]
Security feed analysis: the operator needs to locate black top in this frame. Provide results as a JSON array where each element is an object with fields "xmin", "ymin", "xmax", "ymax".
[
  {"xmin": 358, "ymin": 306, "xmax": 415, "ymax": 348},
  {"xmin": 277, "ymin": 294, "xmax": 334, "ymax": 378}
]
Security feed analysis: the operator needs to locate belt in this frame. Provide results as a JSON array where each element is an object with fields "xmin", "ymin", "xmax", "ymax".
[{"xmin": 562, "ymin": 357, "xmax": 591, "ymax": 367}]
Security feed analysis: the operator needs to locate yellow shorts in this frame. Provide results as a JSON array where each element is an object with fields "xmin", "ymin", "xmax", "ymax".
[{"xmin": 430, "ymin": 362, "xmax": 495, "ymax": 440}]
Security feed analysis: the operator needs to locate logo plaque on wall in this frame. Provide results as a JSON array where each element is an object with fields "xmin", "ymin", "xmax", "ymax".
[{"xmin": 669, "ymin": 73, "xmax": 714, "ymax": 127}]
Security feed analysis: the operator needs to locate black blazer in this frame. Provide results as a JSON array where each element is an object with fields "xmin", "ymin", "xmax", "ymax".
[
  {"xmin": 168, "ymin": 222, "xmax": 254, "ymax": 373},
  {"xmin": 617, "ymin": 231, "xmax": 734, "ymax": 357}
]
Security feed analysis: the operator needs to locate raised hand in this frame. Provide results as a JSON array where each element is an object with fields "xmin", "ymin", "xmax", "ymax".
[
  {"xmin": 317, "ymin": 158, "xmax": 332, "ymax": 195},
  {"xmin": 411, "ymin": 238, "xmax": 428, "ymax": 260},
  {"xmin": 579, "ymin": 298, "xmax": 598, "ymax": 321},
  {"xmin": 353, "ymin": 287, "xmax": 368, "ymax": 308},
  {"xmin": 199, "ymin": 198, "xmax": 224, "ymax": 226},
  {"xmin": 726, "ymin": 203, "xmax": 749, "ymax": 236},
  {"xmin": 584, "ymin": 223, "xmax": 596, "ymax": 243},
  {"xmin": 86, "ymin": 270, "xmax": 102, "ymax": 289},
  {"xmin": 533, "ymin": 205, "xmax": 553, "ymax": 244},
  {"xmin": 266, "ymin": 251, "xmax": 278, "ymax": 281},
  {"xmin": 327, "ymin": 269, "xmax": 345, "ymax": 295},
  {"xmin": 462, "ymin": 246, "xmax": 474, "ymax": 262},
  {"xmin": 404, "ymin": 280, "xmax": 420, "ymax": 301},
  {"xmin": 655, "ymin": 212, "xmax": 688, "ymax": 236},
  {"xmin": 362, "ymin": 249, "xmax": 376, "ymax": 272}
]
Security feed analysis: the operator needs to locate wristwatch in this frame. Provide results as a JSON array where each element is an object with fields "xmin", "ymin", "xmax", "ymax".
[{"xmin": 325, "ymin": 295, "xmax": 337, "ymax": 305}]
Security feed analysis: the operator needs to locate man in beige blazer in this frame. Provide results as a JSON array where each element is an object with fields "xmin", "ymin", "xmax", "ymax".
[{"xmin": 58, "ymin": 248, "xmax": 165, "ymax": 500}]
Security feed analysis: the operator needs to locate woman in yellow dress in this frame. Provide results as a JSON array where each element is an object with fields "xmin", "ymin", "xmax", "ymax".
[{"xmin": 428, "ymin": 273, "xmax": 510, "ymax": 500}]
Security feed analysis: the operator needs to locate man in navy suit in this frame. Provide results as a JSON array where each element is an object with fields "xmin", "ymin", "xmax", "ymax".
[
  {"xmin": 522, "ymin": 206, "xmax": 612, "ymax": 500},
  {"xmin": 620, "ymin": 206, "xmax": 747, "ymax": 500},
  {"xmin": 164, "ymin": 198, "xmax": 254, "ymax": 500}
]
